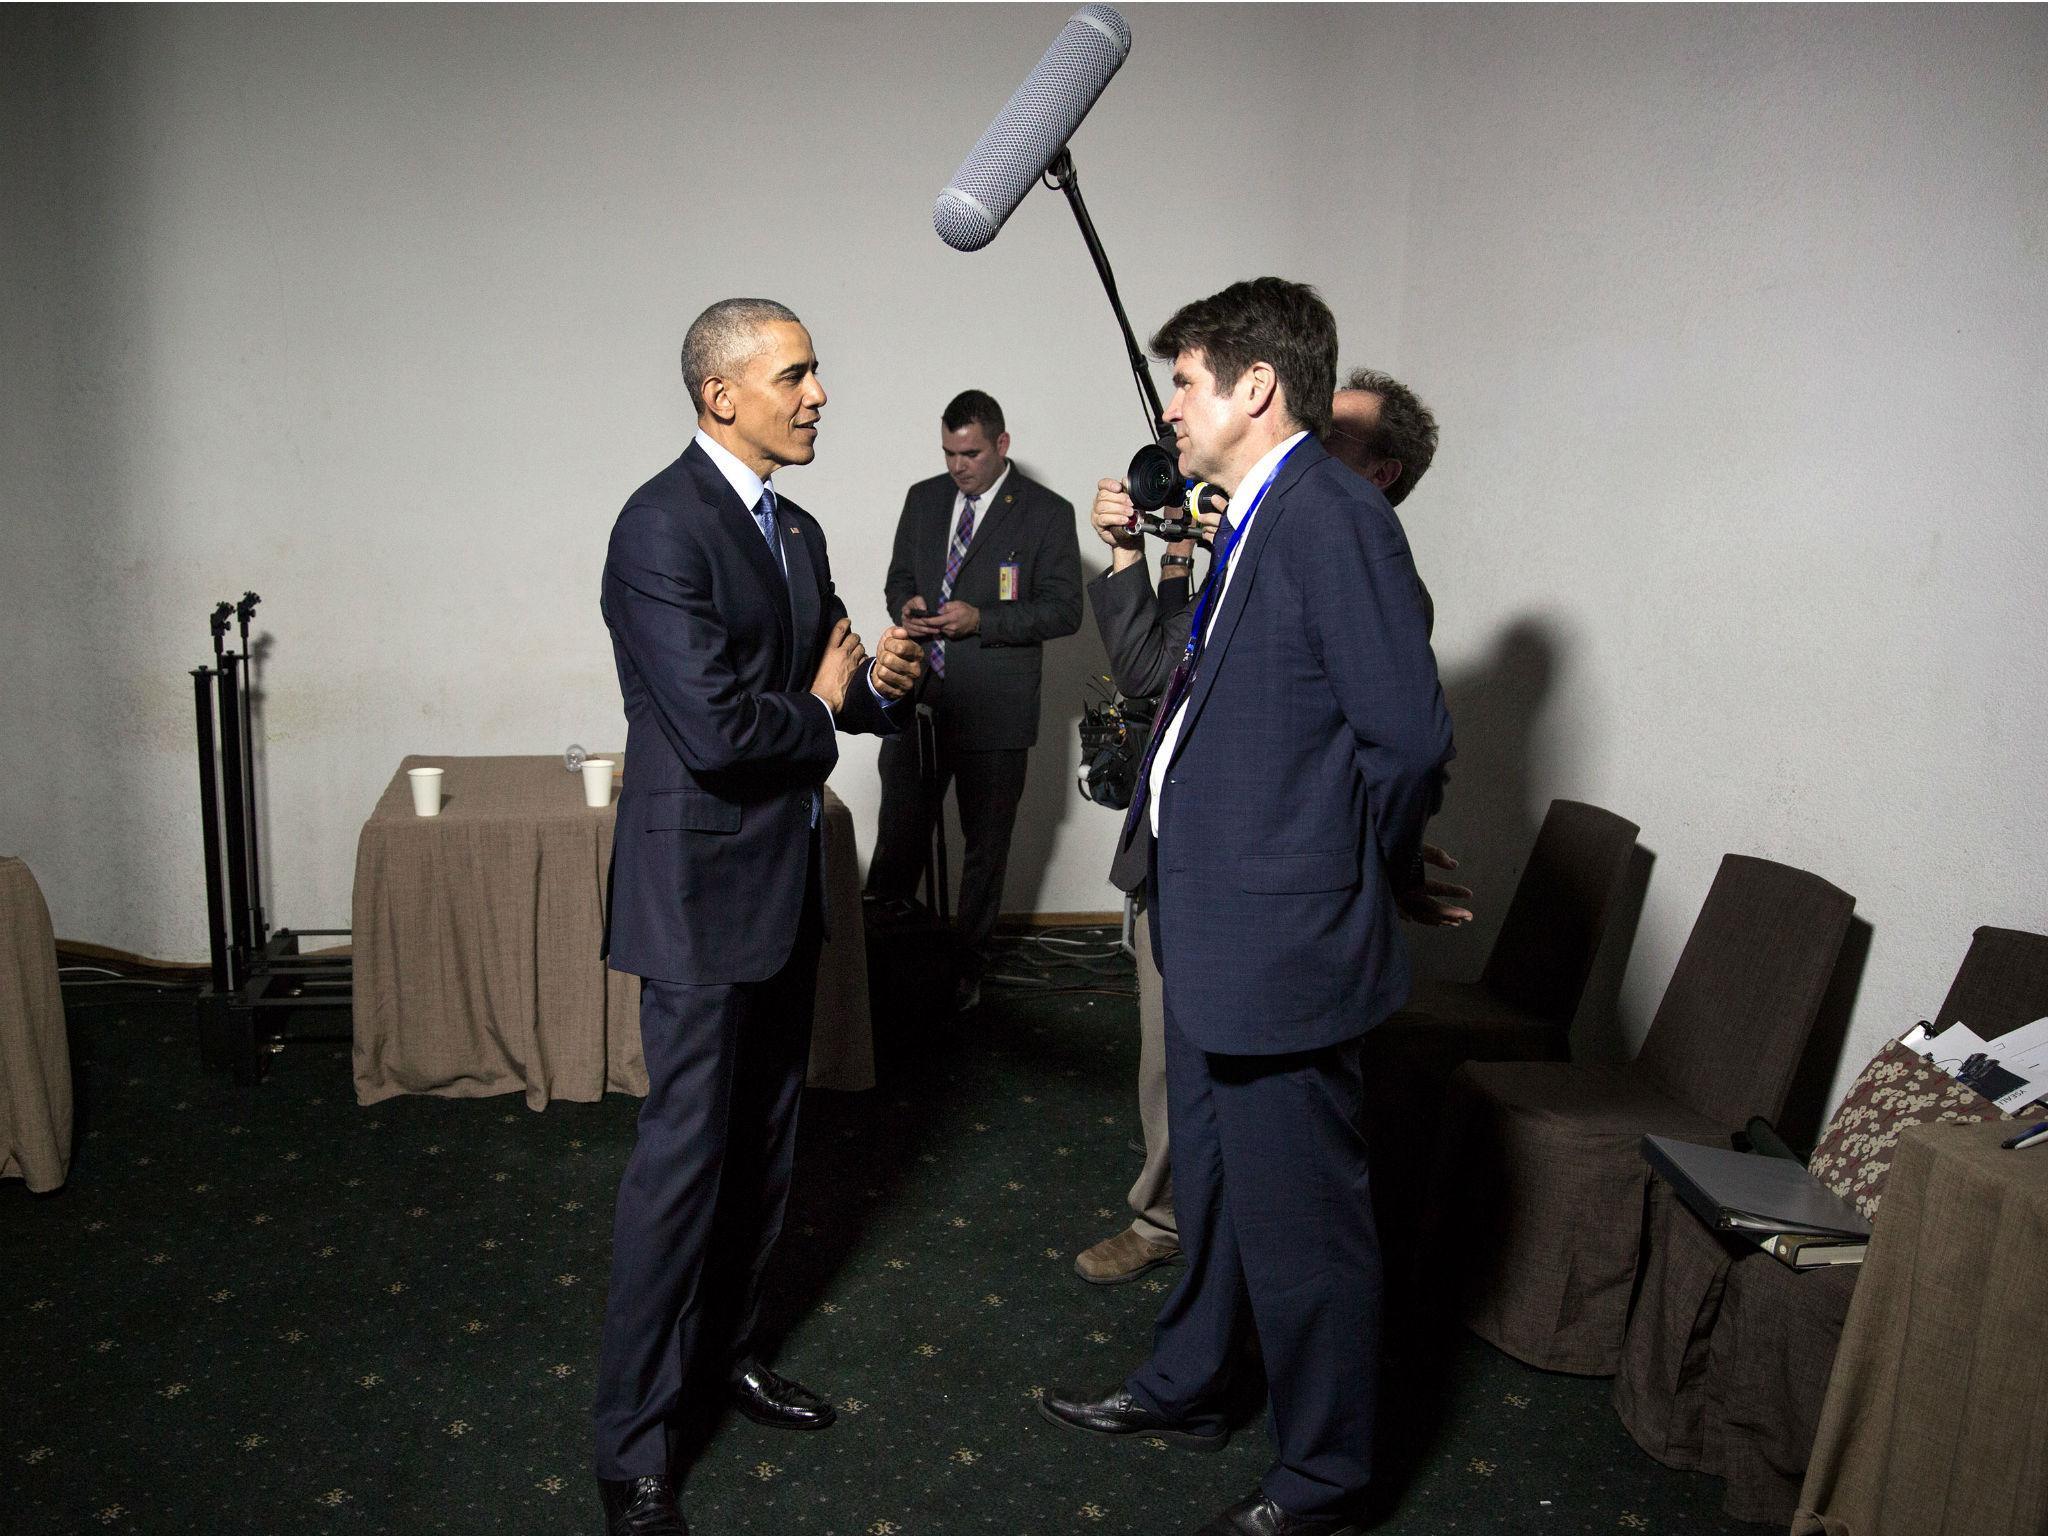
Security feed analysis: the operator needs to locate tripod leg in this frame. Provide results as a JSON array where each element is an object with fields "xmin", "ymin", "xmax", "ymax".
[
  {"xmin": 918, "ymin": 710, "xmax": 951, "ymax": 921},
  {"xmin": 237, "ymin": 647, "xmax": 266, "ymax": 945},
  {"xmin": 215, "ymin": 660, "xmax": 256, "ymax": 966},
  {"xmin": 192, "ymin": 668, "xmax": 232, "ymax": 995}
]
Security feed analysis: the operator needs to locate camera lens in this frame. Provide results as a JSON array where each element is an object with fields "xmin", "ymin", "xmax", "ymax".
[{"xmin": 1126, "ymin": 442, "xmax": 1182, "ymax": 511}]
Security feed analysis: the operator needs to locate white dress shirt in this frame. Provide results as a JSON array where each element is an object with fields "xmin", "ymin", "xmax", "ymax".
[
  {"xmin": 693, "ymin": 428, "xmax": 889, "ymax": 723},
  {"xmin": 1147, "ymin": 430, "xmax": 1309, "ymax": 835},
  {"xmin": 949, "ymin": 461, "xmax": 1010, "ymax": 551}
]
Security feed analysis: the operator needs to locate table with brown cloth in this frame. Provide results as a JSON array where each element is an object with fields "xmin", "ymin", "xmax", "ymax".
[
  {"xmin": 1613, "ymin": 1175, "xmax": 1858, "ymax": 1526},
  {"xmin": 1794, "ymin": 1118, "xmax": 2048, "ymax": 1536},
  {"xmin": 1, "ymin": 855, "xmax": 72, "ymax": 1192},
  {"xmin": 352, "ymin": 756, "xmax": 874, "ymax": 1108}
]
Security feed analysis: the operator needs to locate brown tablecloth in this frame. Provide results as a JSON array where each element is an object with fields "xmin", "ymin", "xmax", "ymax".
[
  {"xmin": 1614, "ymin": 1172, "xmax": 1860, "ymax": 1527},
  {"xmin": 1, "ymin": 856, "xmax": 71, "ymax": 1191},
  {"xmin": 1795, "ymin": 1118, "xmax": 2048, "ymax": 1536},
  {"xmin": 351, "ymin": 757, "xmax": 873, "ymax": 1108}
]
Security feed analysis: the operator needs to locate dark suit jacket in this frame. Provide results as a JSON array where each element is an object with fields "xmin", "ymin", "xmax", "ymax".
[
  {"xmin": 883, "ymin": 467, "xmax": 1082, "ymax": 751},
  {"xmin": 601, "ymin": 439, "xmax": 900, "ymax": 986},
  {"xmin": 1089, "ymin": 549, "xmax": 1433, "ymax": 700},
  {"xmin": 1089, "ymin": 561, "xmax": 1191, "ymax": 702},
  {"xmin": 1114, "ymin": 439, "xmax": 1453, "ymax": 1056}
]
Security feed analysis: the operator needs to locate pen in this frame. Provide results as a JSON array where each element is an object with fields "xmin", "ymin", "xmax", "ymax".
[{"xmin": 2001, "ymin": 1119, "xmax": 2048, "ymax": 1150}]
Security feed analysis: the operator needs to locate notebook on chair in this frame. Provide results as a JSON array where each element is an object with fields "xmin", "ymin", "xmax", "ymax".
[{"xmin": 1641, "ymin": 1134, "xmax": 1871, "ymax": 1264}]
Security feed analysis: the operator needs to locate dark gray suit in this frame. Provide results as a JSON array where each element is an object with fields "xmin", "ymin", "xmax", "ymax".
[{"xmin": 868, "ymin": 466, "xmax": 1082, "ymax": 980}]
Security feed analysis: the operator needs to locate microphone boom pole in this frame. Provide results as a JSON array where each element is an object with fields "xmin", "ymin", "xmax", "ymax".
[{"xmin": 1042, "ymin": 147, "xmax": 1167, "ymax": 442}]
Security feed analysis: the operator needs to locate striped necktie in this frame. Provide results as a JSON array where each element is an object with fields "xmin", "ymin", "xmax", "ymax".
[{"xmin": 928, "ymin": 491, "xmax": 978, "ymax": 678}]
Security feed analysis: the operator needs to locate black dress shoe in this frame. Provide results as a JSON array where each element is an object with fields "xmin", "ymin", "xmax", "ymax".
[
  {"xmin": 1195, "ymin": 1489, "xmax": 1364, "ymax": 1536},
  {"xmin": 730, "ymin": 1359, "xmax": 837, "ymax": 1431},
  {"xmin": 597, "ymin": 1474, "xmax": 690, "ymax": 1536},
  {"xmin": 1036, "ymin": 1385, "xmax": 1227, "ymax": 1450}
]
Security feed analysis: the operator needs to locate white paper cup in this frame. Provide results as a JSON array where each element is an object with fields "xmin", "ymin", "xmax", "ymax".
[
  {"xmin": 581, "ymin": 759, "xmax": 616, "ymax": 808},
  {"xmin": 407, "ymin": 766, "xmax": 444, "ymax": 817}
]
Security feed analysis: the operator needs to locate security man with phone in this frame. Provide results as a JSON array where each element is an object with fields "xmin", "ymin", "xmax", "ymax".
[{"xmin": 867, "ymin": 390, "xmax": 1084, "ymax": 1014}]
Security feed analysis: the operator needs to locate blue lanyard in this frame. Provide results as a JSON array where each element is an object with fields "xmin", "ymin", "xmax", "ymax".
[{"xmin": 1180, "ymin": 437, "xmax": 1304, "ymax": 666}]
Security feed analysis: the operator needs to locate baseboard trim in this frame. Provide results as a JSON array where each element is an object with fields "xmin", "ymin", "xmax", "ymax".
[
  {"xmin": 55, "ymin": 937, "xmax": 351, "ymax": 974},
  {"xmin": 994, "ymin": 912, "xmax": 1123, "ymax": 931},
  {"xmin": 59, "ymin": 916, "xmax": 1109, "ymax": 973},
  {"xmin": 55, "ymin": 940, "xmax": 209, "ymax": 975}
]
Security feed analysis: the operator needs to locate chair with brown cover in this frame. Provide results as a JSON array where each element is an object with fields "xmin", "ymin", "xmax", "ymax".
[
  {"xmin": 1611, "ymin": 924, "xmax": 2048, "ymax": 1526},
  {"xmin": 1363, "ymin": 799, "xmax": 1639, "ymax": 1266},
  {"xmin": 1372, "ymin": 798, "xmax": 1641, "ymax": 1081},
  {"xmin": 1424, "ymin": 854, "xmax": 1855, "ymax": 1375}
]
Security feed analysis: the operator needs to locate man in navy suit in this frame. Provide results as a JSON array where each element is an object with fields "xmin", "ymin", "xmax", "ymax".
[
  {"xmin": 593, "ymin": 297, "xmax": 921, "ymax": 1536},
  {"xmin": 1073, "ymin": 368, "xmax": 1471, "ymax": 1289},
  {"xmin": 1039, "ymin": 279, "xmax": 1454, "ymax": 1536}
]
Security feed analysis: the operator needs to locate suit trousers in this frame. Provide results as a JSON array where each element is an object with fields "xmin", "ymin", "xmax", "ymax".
[
  {"xmin": 867, "ymin": 724, "xmax": 1028, "ymax": 982},
  {"xmin": 1125, "ymin": 995, "xmax": 1383, "ymax": 1517},
  {"xmin": 1126, "ymin": 918, "xmax": 1176, "ymax": 1244},
  {"xmin": 592, "ymin": 849, "xmax": 823, "ymax": 1479}
]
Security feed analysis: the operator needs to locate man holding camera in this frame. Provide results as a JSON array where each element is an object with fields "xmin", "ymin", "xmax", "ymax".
[
  {"xmin": 1039, "ymin": 279, "xmax": 1453, "ymax": 1536},
  {"xmin": 867, "ymin": 390, "xmax": 1083, "ymax": 1014}
]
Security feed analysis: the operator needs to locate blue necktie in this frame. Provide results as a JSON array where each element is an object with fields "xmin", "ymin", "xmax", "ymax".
[
  {"xmin": 754, "ymin": 483, "xmax": 787, "ymax": 580},
  {"xmin": 760, "ymin": 482, "xmax": 823, "ymax": 828}
]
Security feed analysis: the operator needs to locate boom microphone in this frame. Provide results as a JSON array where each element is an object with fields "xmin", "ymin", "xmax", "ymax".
[{"xmin": 933, "ymin": 6, "xmax": 1132, "ymax": 252}]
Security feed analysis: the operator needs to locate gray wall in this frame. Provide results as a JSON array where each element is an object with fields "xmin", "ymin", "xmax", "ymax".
[{"xmin": 4, "ymin": 4, "xmax": 2043, "ymax": 1116}]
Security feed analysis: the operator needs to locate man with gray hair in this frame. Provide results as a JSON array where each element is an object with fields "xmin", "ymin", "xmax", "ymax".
[{"xmin": 593, "ymin": 298, "xmax": 922, "ymax": 1536}]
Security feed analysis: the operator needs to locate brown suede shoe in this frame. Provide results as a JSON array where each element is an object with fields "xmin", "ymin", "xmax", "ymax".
[{"xmin": 1075, "ymin": 1227, "xmax": 1181, "ymax": 1285}]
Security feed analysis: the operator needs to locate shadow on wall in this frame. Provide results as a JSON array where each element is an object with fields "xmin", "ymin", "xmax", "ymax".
[
  {"xmin": 1777, "ymin": 914, "xmax": 1873, "ymax": 1151},
  {"xmin": 1406, "ymin": 612, "xmax": 1648, "ymax": 1053},
  {"xmin": 1406, "ymin": 614, "xmax": 1561, "ymax": 987},
  {"xmin": 1572, "ymin": 841, "xmax": 1655, "ymax": 1065}
]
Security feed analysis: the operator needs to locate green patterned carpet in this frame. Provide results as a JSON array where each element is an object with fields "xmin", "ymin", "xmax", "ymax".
[{"xmin": 3, "ymin": 931, "xmax": 1753, "ymax": 1535}]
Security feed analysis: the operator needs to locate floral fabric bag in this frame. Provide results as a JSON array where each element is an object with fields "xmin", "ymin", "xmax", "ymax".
[{"xmin": 1807, "ymin": 1034, "xmax": 2011, "ymax": 1224}]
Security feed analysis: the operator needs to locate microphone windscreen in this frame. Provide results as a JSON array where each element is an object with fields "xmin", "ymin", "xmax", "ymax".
[{"xmin": 934, "ymin": 6, "xmax": 1131, "ymax": 253}]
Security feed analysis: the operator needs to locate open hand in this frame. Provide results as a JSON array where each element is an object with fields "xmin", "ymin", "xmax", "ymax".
[
  {"xmin": 1398, "ymin": 878, "xmax": 1476, "ymax": 927},
  {"xmin": 1399, "ymin": 844, "xmax": 1474, "ymax": 926}
]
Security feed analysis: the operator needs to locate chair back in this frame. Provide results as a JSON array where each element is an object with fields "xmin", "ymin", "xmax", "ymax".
[
  {"xmin": 1634, "ymin": 854, "xmax": 1853, "ymax": 1128},
  {"xmin": 1479, "ymin": 799, "xmax": 1641, "ymax": 1025},
  {"xmin": 1934, "ymin": 926, "xmax": 2048, "ymax": 1040}
]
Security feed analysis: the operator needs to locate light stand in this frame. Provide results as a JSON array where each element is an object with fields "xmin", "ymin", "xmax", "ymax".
[{"xmin": 191, "ymin": 594, "xmax": 352, "ymax": 1083}]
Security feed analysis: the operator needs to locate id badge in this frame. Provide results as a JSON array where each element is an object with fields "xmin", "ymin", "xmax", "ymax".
[{"xmin": 998, "ymin": 560, "xmax": 1020, "ymax": 602}]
